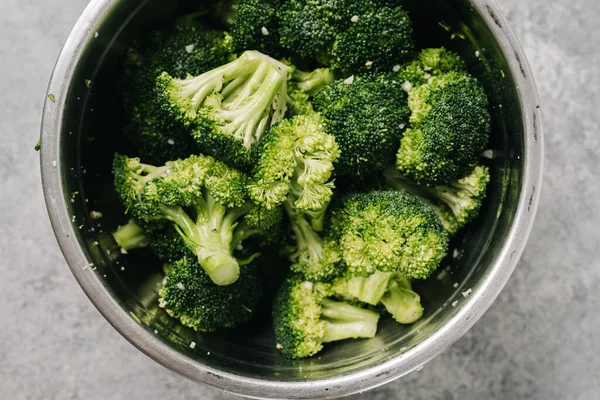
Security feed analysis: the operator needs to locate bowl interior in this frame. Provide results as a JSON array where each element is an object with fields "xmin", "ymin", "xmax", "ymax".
[{"xmin": 58, "ymin": 0, "xmax": 524, "ymax": 385}]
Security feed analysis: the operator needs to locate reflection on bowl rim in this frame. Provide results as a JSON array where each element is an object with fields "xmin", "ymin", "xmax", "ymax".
[{"xmin": 40, "ymin": 0, "xmax": 543, "ymax": 398}]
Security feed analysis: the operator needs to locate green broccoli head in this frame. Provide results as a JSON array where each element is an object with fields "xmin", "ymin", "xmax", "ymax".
[
  {"xmin": 112, "ymin": 154, "xmax": 168, "ymax": 211},
  {"xmin": 330, "ymin": 190, "xmax": 449, "ymax": 280},
  {"xmin": 159, "ymin": 257, "xmax": 263, "ymax": 332},
  {"xmin": 249, "ymin": 114, "xmax": 340, "ymax": 213},
  {"xmin": 273, "ymin": 275, "xmax": 380, "ymax": 359},
  {"xmin": 313, "ymin": 74, "xmax": 411, "ymax": 178},
  {"xmin": 156, "ymin": 50, "xmax": 291, "ymax": 171},
  {"xmin": 396, "ymin": 72, "xmax": 490, "ymax": 185},
  {"xmin": 230, "ymin": 0, "xmax": 285, "ymax": 57},
  {"xmin": 277, "ymin": 0, "xmax": 340, "ymax": 63},
  {"xmin": 397, "ymin": 47, "xmax": 467, "ymax": 87},
  {"xmin": 331, "ymin": 7, "xmax": 415, "ymax": 75}
]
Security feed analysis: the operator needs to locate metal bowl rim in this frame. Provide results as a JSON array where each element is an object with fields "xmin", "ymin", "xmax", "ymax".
[{"xmin": 40, "ymin": 0, "xmax": 543, "ymax": 398}]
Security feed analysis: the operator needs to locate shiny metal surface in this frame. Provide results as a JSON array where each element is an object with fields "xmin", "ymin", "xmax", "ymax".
[{"xmin": 40, "ymin": 0, "xmax": 543, "ymax": 398}]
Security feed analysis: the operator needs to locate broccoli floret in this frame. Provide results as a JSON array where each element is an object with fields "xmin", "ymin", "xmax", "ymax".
[
  {"xmin": 277, "ymin": 0, "xmax": 340, "ymax": 64},
  {"xmin": 331, "ymin": 6, "xmax": 415, "ymax": 75},
  {"xmin": 273, "ymin": 275, "xmax": 380, "ymax": 359},
  {"xmin": 284, "ymin": 200, "xmax": 343, "ymax": 282},
  {"xmin": 147, "ymin": 225, "xmax": 195, "ymax": 263},
  {"xmin": 397, "ymin": 47, "xmax": 467, "ymax": 87},
  {"xmin": 112, "ymin": 219, "xmax": 150, "ymax": 252},
  {"xmin": 277, "ymin": 0, "xmax": 399, "ymax": 65},
  {"xmin": 396, "ymin": 72, "xmax": 491, "ymax": 185},
  {"xmin": 249, "ymin": 114, "xmax": 340, "ymax": 215},
  {"xmin": 159, "ymin": 257, "xmax": 263, "ymax": 331},
  {"xmin": 230, "ymin": 0, "xmax": 285, "ymax": 57},
  {"xmin": 122, "ymin": 26, "xmax": 233, "ymax": 165},
  {"xmin": 385, "ymin": 164, "xmax": 490, "ymax": 234},
  {"xmin": 155, "ymin": 50, "xmax": 291, "ymax": 171},
  {"xmin": 286, "ymin": 67, "xmax": 335, "ymax": 116},
  {"xmin": 113, "ymin": 153, "xmax": 280, "ymax": 285},
  {"xmin": 313, "ymin": 74, "xmax": 411, "ymax": 178},
  {"xmin": 112, "ymin": 154, "xmax": 170, "ymax": 211},
  {"xmin": 380, "ymin": 276, "xmax": 423, "ymax": 324},
  {"xmin": 329, "ymin": 190, "xmax": 449, "ymax": 280}
]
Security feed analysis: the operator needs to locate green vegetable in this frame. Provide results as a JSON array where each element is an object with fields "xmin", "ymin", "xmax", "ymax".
[
  {"xmin": 112, "ymin": 219, "xmax": 149, "ymax": 252},
  {"xmin": 385, "ymin": 164, "xmax": 491, "ymax": 234},
  {"xmin": 397, "ymin": 47, "xmax": 467, "ymax": 87},
  {"xmin": 230, "ymin": 0, "xmax": 285, "ymax": 57},
  {"xmin": 122, "ymin": 25, "xmax": 233, "ymax": 164},
  {"xmin": 313, "ymin": 74, "xmax": 411, "ymax": 178},
  {"xmin": 273, "ymin": 274, "xmax": 380, "ymax": 359},
  {"xmin": 396, "ymin": 71, "xmax": 490, "ymax": 185},
  {"xmin": 159, "ymin": 257, "xmax": 262, "ymax": 331},
  {"xmin": 329, "ymin": 190, "xmax": 449, "ymax": 280},
  {"xmin": 113, "ymin": 152, "xmax": 280, "ymax": 286},
  {"xmin": 331, "ymin": 6, "xmax": 415, "ymax": 75},
  {"xmin": 155, "ymin": 50, "xmax": 291, "ymax": 171}
]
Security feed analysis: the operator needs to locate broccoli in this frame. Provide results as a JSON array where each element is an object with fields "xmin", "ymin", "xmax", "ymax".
[
  {"xmin": 277, "ymin": 0, "xmax": 400, "ymax": 65},
  {"xmin": 284, "ymin": 200, "xmax": 343, "ymax": 282},
  {"xmin": 385, "ymin": 164, "xmax": 491, "ymax": 234},
  {"xmin": 159, "ymin": 257, "xmax": 263, "ymax": 331},
  {"xmin": 113, "ymin": 152, "xmax": 280, "ymax": 286},
  {"xmin": 396, "ymin": 71, "xmax": 491, "ymax": 185},
  {"xmin": 112, "ymin": 154, "xmax": 170, "ymax": 211},
  {"xmin": 313, "ymin": 74, "xmax": 411, "ymax": 178},
  {"xmin": 112, "ymin": 219, "xmax": 149, "ymax": 252},
  {"xmin": 273, "ymin": 275, "xmax": 380, "ymax": 359},
  {"xmin": 155, "ymin": 50, "xmax": 291, "ymax": 171},
  {"xmin": 329, "ymin": 190, "xmax": 449, "ymax": 280},
  {"xmin": 397, "ymin": 47, "xmax": 467, "ymax": 88},
  {"xmin": 332, "ymin": 272, "xmax": 423, "ymax": 324},
  {"xmin": 380, "ymin": 276, "xmax": 423, "ymax": 324},
  {"xmin": 277, "ymin": 0, "xmax": 341, "ymax": 64},
  {"xmin": 331, "ymin": 6, "xmax": 415, "ymax": 75},
  {"xmin": 248, "ymin": 114, "xmax": 340, "ymax": 216},
  {"xmin": 147, "ymin": 225, "xmax": 195, "ymax": 263},
  {"xmin": 230, "ymin": 0, "xmax": 285, "ymax": 57},
  {"xmin": 286, "ymin": 66, "xmax": 335, "ymax": 116},
  {"xmin": 122, "ymin": 26, "xmax": 233, "ymax": 164}
]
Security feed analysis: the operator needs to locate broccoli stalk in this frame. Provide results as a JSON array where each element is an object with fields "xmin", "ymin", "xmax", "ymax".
[
  {"xmin": 292, "ymin": 68, "xmax": 335, "ymax": 96},
  {"xmin": 112, "ymin": 220, "xmax": 149, "ymax": 252},
  {"xmin": 285, "ymin": 200, "xmax": 342, "ymax": 282},
  {"xmin": 320, "ymin": 298, "xmax": 380, "ymax": 342},
  {"xmin": 157, "ymin": 50, "xmax": 291, "ymax": 170},
  {"xmin": 380, "ymin": 277, "xmax": 423, "ymax": 324},
  {"xmin": 332, "ymin": 271, "xmax": 394, "ymax": 306}
]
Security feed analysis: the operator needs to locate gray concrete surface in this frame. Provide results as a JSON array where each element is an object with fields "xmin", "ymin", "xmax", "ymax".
[{"xmin": 1, "ymin": 0, "xmax": 598, "ymax": 399}]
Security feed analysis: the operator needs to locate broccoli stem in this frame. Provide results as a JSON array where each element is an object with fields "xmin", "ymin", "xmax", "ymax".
[
  {"xmin": 112, "ymin": 220, "xmax": 149, "ymax": 251},
  {"xmin": 320, "ymin": 299, "xmax": 380, "ymax": 342},
  {"xmin": 335, "ymin": 271, "xmax": 394, "ymax": 306},
  {"xmin": 161, "ymin": 204, "xmax": 241, "ymax": 286},
  {"xmin": 287, "ymin": 201, "xmax": 325, "ymax": 261},
  {"xmin": 293, "ymin": 68, "xmax": 335, "ymax": 96},
  {"xmin": 380, "ymin": 278, "xmax": 423, "ymax": 324}
]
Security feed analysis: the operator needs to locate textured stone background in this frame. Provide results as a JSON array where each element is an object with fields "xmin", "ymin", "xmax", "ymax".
[{"xmin": 1, "ymin": 0, "xmax": 599, "ymax": 399}]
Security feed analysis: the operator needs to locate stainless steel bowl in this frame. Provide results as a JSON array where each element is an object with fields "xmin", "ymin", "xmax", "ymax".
[{"xmin": 40, "ymin": 0, "xmax": 543, "ymax": 398}]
